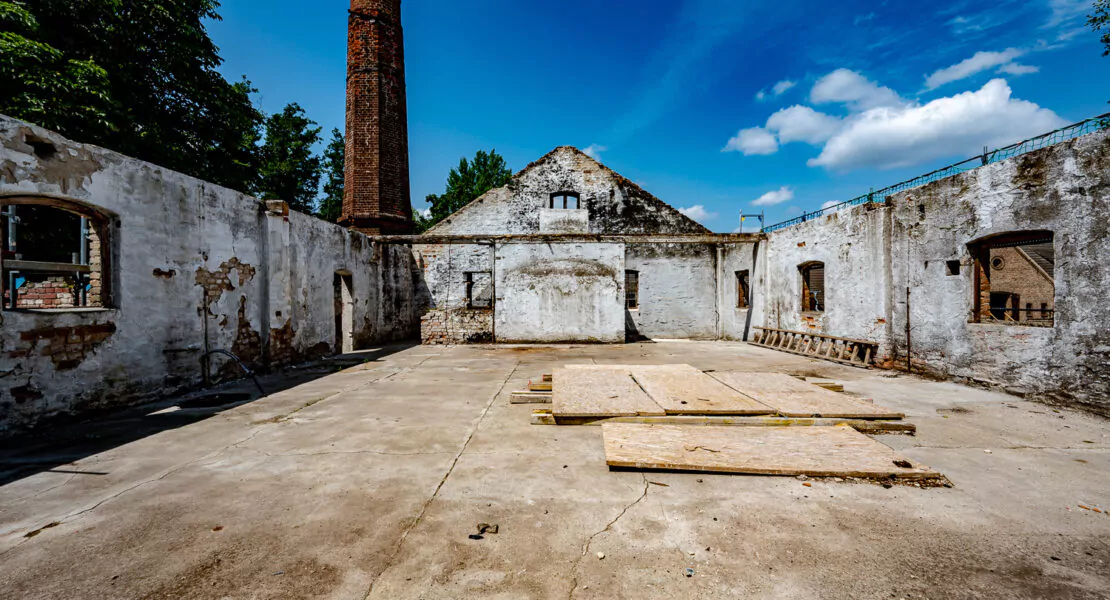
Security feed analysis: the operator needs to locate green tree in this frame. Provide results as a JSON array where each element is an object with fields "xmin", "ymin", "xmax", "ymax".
[
  {"xmin": 1, "ymin": 0, "xmax": 264, "ymax": 194},
  {"xmin": 423, "ymin": 150, "xmax": 513, "ymax": 229},
  {"xmin": 317, "ymin": 129, "xmax": 345, "ymax": 222},
  {"xmin": 257, "ymin": 103, "xmax": 322, "ymax": 214},
  {"xmin": 0, "ymin": 2, "xmax": 113, "ymax": 137},
  {"xmin": 1092, "ymin": 0, "xmax": 1110, "ymax": 56}
]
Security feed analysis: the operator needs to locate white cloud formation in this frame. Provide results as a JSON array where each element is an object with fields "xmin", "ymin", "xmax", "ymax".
[
  {"xmin": 583, "ymin": 144, "xmax": 607, "ymax": 159},
  {"xmin": 723, "ymin": 127, "xmax": 779, "ymax": 155},
  {"xmin": 677, "ymin": 205, "xmax": 717, "ymax": 223},
  {"xmin": 772, "ymin": 80, "xmax": 797, "ymax": 96},
  {"xmin": 752, "ymin": 186, "xmax": 795, "ymax": 206},
  {"xmin": 766, "ymin": 105, "xmax": 842, "ymax": 144},
  {"xmin": 924, "ymin": 48, "xmax": 1025, "ymax": 90},
  {"xmin": 809, "ymin": 79, "xmax": 1066, "ymax": 171},
  {"xmin": 820, "ymin": 200, "xmax": 844, "ymax": 211},
  {"xmin": 997, "ymin": 62, "xmax": 1040, "ymax": 75},
  {"xmin": 810, "ymin": 69, "xmax": 904, "ymax": 111},
  {"xmin": 1045, "ymin": 0, "xmax": 1089, "ymax": 29},
  {"xmin": 755, "ymin": 90, "xmax": 767, "ymax": 101}
]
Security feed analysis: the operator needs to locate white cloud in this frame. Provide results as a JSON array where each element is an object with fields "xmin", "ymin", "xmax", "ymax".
[
  {"xmin": 766, "ymin": 105, "xmax": 842, "ymax": 144},
  {"xmin": 810, "ymin": 69, "xmax": 903, "ymax": 111},
  {"xmin": 924, "ymin": 48, "xmax": 1024, "ymax": 90},
  {"xmin": 997, "ymin": 62, "xmax": 1040, "ymax": 75},
  {"xmin": 583, "ymin": 144, "xmax": 607, "ymax": 159},
  {"xmin": 677, "ymin": 205, "xmax": 717, "ymax": 223},
  {"xmin": 755, "ymin": 90, "xmax": 767, "ymax": 101},
  {"xmin": 1045, "ymin": 0, "xmax": 1089, "ymax": 29},
  {"xmin": 854, "ymin": 12, "xmax": 876, "ymax": 26},
  {"xmin": 723, "ymin": 127, "xmax": 779, "ymax": 155},
  {"xmin": 821, "ymin": 200, "xmax": 842, "ymax": 211},
  {"xmin": 809, "ymin": 79, "xmax": 1066, "ymax": 171},
  {"xmin": 419, "ymin": 208, "xmax": 432, "ymax": 219},
  {"xmin": 772, "ymin": 80, "xmax": 797, "ymax": 96},
  {"xmin": 752, "ymin": 186, "xmax": 795, "ymax": 206}
]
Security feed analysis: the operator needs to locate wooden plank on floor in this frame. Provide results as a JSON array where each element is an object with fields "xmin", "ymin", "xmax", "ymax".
[
  {"xmin": 511, "ymin": 391, "xmax": 552, "ymax": 404},
  {"xmin": 602, "ymin": 423, "xmax": 938, "ymax": 479},
  {"xmin": 629, "ymin": 365, "xmax": 775, "ymax": 416},
  {"xmin": 531, "ymin": 411, "xmax": 915, "ymax": 433},
  {"xmin": 551, "ymin": 367, "xmax": 665, "ymax": 418},
  {"xmin": 709, "ymin": 372, "xmax": 903, "ymax": 419},
  {"xmin": 528, "ymin": 381, "xmax": 553, "ymax": 392}
]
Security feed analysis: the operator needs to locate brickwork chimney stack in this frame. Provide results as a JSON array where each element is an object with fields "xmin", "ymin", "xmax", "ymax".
[{"xmin": 343, "ymin": 0, "xmax": 413, "ymax": 234}]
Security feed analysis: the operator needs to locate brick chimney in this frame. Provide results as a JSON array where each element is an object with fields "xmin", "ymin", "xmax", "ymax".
[{"xmin": 343, "ymin": 0, "xmax": 413, "ymax": 234}]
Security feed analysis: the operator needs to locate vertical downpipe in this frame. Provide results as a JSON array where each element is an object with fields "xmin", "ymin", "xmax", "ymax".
[
  {"xmin": 905, "ymin": 286, "xmax": 912, "ymax": 373},
  {"xmin": 202, "ymin": 288, "xmax": 211, "ymax": 386}
]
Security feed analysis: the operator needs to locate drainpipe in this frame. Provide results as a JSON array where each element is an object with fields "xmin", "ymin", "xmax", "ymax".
[
  {"xmin": 905, "ymin": 286, "xmax": 912, "ymax": 373},
  {"xmin": 742, "ymin": 240, "xmax": 761, "ymax": 342}
]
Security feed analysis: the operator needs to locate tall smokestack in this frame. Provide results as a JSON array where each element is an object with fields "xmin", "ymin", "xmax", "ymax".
[{"xmin": 343, "ymin": 0, "xmax": 413, "ymax": 234}]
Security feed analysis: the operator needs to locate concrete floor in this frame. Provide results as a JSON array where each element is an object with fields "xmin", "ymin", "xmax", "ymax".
[{"xmin": 1, "ymin": 341, "xmax": 1108, "ymax": 600}]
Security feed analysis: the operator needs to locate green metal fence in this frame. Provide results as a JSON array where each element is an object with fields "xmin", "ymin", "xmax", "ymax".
[{"xmin": 762, "ymin": 112, "xmax": 1110, "ymax": 233}]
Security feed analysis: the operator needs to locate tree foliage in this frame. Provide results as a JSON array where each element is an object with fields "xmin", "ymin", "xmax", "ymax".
[
  {"xmin": 257, "ymin": 103, "xmax": 322, "ymax": 214},
  {"xmin": 422, "ymin": 150, "xmax": 513, "ymax": 230},
  {"xmin": 1093, "ymin": 0, "xmax": 1110, "ymax": 56},
  {"xmin": 317, "ymin": 129, "xmax": 345, "ymax": 223},
  {"xmin": 0, "ymin": 0, "xmax": 264, "ymax": 194}
]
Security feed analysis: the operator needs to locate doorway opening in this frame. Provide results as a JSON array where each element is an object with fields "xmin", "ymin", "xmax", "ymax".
[{"xmin": 334, "ymin": 272, "xmax": 354, "ymax": 354}]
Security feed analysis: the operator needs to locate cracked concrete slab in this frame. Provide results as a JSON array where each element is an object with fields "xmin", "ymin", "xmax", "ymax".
[{"xmin": 1, "ymin": 341, "xmax": 1108, "ymax": 599}]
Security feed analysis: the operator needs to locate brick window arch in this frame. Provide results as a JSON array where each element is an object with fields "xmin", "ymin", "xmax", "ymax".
[{"xmin": 1, "ymin": 196, "xmax": 113, "ymax": 310}]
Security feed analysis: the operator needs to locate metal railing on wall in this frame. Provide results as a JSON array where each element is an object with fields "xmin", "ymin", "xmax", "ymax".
[{"xmin": 761, "ymin": 112, "xmax": 1110, "ymax": 234}]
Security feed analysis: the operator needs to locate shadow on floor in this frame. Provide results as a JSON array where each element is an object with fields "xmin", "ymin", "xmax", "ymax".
[{"xmin": 0, "ymin": 341, "xmax": 420, "ymax": 487}]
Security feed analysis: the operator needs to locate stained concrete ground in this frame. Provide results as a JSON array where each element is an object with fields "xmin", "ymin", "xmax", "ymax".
[{"xmin": 1, "ymin": 341, "xmax": 1108, "ymax": 600}]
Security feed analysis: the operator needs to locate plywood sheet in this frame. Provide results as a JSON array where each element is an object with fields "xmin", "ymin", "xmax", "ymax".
[
  {"xmin": 629, "ymin": 365, "xmax": 774, "ymax": 415},
  {"xmin": 551, "ymin": 367, "xmax": 665, "ymax": 418},
  {"xmin": 602, "ymin": 423, "xmax": 938, "ymax": 479},
  {"xmin": 709, "ymin": 372, "xmax": 903, "ymax": 419}
]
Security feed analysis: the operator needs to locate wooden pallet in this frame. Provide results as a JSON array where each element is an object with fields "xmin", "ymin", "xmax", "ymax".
[{"xmin": 751, "ymin": 327, "xmax": 878, "ymax": 369}]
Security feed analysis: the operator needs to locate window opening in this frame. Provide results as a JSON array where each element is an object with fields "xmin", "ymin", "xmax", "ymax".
[
  {"xmin": 799, "ymin": 262, "xmax": 825, "ymax": 313},
  {"xmin": 625, "ymin": 270, "xmax": 639, "ymax": 310},
  {"xmin": 736, "ymin": 270, "xmax": 750, "ymax": 309},
  {"xmin": 465, "ymin": 272, "xmax": 493, "ymax": 309},
  {"xmin": 969, "ymin": 231, "xmax": 1054, "ymax": 326},
  {"xmin": 549, "ymin": 192, "xmax": 580, "ymax": 210}
]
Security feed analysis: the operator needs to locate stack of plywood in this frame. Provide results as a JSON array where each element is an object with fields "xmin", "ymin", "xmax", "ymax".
[{"xmin": 532, "ymin": 365, "xmax": 938, "ymax": 481}]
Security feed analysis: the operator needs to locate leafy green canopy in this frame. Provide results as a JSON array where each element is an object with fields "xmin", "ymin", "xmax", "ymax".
[
  {"xmin": 0, "ymin": 0, "xmax": 263, "ymax": 194},
  {"xmin": 317, "ymin": 129, "xmax": 345, "ymax": 223},
  {"xmin": 258, "ymin": 104, "xmax": 322, "ymax": 214},
  {"xmin": 420, "ymin": 150, "xmax": 512, "ymax": 232},
  {"xmin": 1093, "ymin": 0, "xmax": 1110, "ymax": 56}
]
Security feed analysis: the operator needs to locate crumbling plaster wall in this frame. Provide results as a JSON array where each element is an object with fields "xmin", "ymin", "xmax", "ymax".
[
  {"xmin": 760, "ymin": 204, "xmax": 893, "ymax": 355},
  {"xmin": 0, "ymin": 116, "xmax": 417, "ymax": 435},
  {"xmin": 718, "ymin": 242, "xmax": 761, "ymax": 341},
  {"xmin": 887, "ymin": 131, "xmax": 1110, "ymax": 415},
  {"xmin": 625, "ymin": 243, "xmax": 718, "ymax": 340},
  {"xmin": 424, "ymin": 147, "xmax": 709, "ymax": 236},
  {"xmin": 413, "ymin": 242, "xmax": 494, "ymax": 344},
  {"xmin": 494, "ymin": 242, "xmax": 625, "ymax": 343}
]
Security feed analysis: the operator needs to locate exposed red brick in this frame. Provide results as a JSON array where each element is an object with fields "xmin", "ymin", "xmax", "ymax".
[{"xmin": 343, "ymin": 0, "xmax": 414, "ymax": 235}]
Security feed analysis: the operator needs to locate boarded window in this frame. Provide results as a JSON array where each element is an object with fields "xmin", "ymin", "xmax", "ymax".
[
  {"xmin": 799, "ymin": 262, "xmax": 825, "ymax": 312},
  {"xmin": 465, "ymin": 272, "xmax": 493, "ymax": 309},
  {"xmin": 2, "ymin": 200, "xmax": 110, "ymax": 310},
  {"xmin": 625, "ymin": 270, "xmax": 639, "ymax": 310},
  {"xmin": 736, "ymin": 270, "xmax": 750, "ymax": 309},
  {"xmin": 549, "ymin": 192, "xmax": 580, "ymax": 210},
  {"xmin": 969, "ymin": 231, "xmax": 1054, "ymax": 327}
]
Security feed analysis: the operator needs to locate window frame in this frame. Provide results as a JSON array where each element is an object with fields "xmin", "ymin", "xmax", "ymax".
[
  {"xmin": 549, "ymin": 191, "xmax": 581, "ymax": 210},
  {"xmin": 1, "ymin": 195, "xmax": 115, "ymax": 312},
  {"xmin": 968, "ymin": 230, "xmax": 1054, "ymax": 327},
  {"xmin": 625, "ymin": 269, "xmax": 639, "ymax": 310},
  {"xmin": 464, "ymin": 271, "xmax": 493, "ymax": 310},
  {"xmin": 736, "ymin": 270, "xmax": 750, "ymax": 309},
  {"xmin": 798, "ymin": 261, "xmax": 825, "ymax": 313}
]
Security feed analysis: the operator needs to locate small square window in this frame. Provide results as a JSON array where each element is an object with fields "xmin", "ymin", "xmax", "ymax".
[
  {"xmin": 946, "ymin": 260, "xmax": 961, "ymax": 276},
  {"xmin": 465, "ymin": 272, "xmax": 493, "ymax": 309},
  {"xmin": 549, "ymin": 192, "xmax": 580, "ymax": 210}
]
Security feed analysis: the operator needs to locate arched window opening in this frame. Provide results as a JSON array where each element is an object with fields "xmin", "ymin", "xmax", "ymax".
[
  {"xmin": 968, "ymin": 230, "xmax": 1054, "ymax": 326},
  {"xmin": 799, "ymin": 262, "xmax": 825, "ymax": 313},
  {"xmin": 1, "ymin": 198, "xmax": 111, "ymax": 310},
  {"xmin": 549, "ymin": 192, "xmax": 580, "ymax": 210}
]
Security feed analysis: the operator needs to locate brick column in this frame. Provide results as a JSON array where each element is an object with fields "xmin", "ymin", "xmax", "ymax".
[{"xmin": 343, "ymin": 0, "xmax": 414, "ymax": 235}]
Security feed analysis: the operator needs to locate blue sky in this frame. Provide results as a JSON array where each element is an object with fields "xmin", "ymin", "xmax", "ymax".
[{"xmin": 208, "ymin": 0, "xmax": 1110, "ymax": 232}]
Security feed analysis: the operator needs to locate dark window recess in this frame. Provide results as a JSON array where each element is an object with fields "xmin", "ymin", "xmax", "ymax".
[
  {"xmin": 625, "ymin": 270, "xmax": 639, "ymax": 310},
  {"xmin": 549, "ymin": 192, "xmax": 580, "ymax": 210},
  {"xmin": 3, "ymin": 201, "xmax": 109, "ymax": 310},
  {"xmin": 799, "ymin": 262, "xmax": 825, "ymax": 312},
  {"xmin": 917, "ymin": 204, "xmax": 926, "ymax": 219},
  {"xmin": 736, "ymin": 270, "xmax": 750, "ymax": 309},
  {"xmin": 969, "ymin": 230, "xmax": 1054, "ymax": 327},
  {"xmin": 946, "ymin": 260, "xmax": 961, "ymax": 276},
  {"xmin": 465, "ymin": 272, "xmax": 493, "ymax": 309}
]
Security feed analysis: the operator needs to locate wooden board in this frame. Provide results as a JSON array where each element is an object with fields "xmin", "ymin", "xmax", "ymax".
[
  {"xmin": 511, "ymin": 391, "xmax": 552, "ymax": 404},
  {"xmin": 551, "ymin": 367, "xmax": 665, "ymax": 418},
  {"xmin": 709, "ymin": 372, "xmax": 903, "ymax": 419},
  {"xmin": 628, "ymin": 365, "xmax": 774, "ymax": 416},
  {"xmin": 530, "ymin": 410, "xmax": 915, "ymax": 433},
  {"xmin": 602, "ymin": 423, "xmax": 938, "ymax": 479}
]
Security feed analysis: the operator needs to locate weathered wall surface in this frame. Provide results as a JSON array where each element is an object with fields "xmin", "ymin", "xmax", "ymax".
[
  {"xmin": 413, "ymin": 242, "xmax": 494, "ymax": 344},
  {"xmin": 718, "ymin": 242, "xmax": 761, "ymax": 341},
  {"xmin": 0, "ymin": 117, "xmax": 418, "ymax": 435},
  {"xmin": 760, "ymin": 204, "xmax": 893, "ymax": 353},
  {"xmin": 625, "ymin": 243, "xmax": 718, "ymax": 340},
  {"xmin": 425, "ymin": 147, "xmax": 708, "ymax": 236},
  {"xmin": 494, "ymin": 242, "xmax": 625, "ymax": 343},
  {"xmin": 886, "ymin": 131, "xmax": 1110, "ymax": 415}
]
